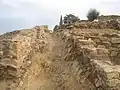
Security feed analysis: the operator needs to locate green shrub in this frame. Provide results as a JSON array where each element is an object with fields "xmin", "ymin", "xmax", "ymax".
[
  {"xmin": 63, "ymin": 14, "xmax": 80, "ymax": 24},
  {"xmin": 87, "ymin": 8, "xmax": 100, "ymax": 21}
]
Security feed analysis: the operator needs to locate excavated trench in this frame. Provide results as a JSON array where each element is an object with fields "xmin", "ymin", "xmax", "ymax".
[{"xmin": 0, "ymin": 27, "xmax": 120, "ymax": 90}]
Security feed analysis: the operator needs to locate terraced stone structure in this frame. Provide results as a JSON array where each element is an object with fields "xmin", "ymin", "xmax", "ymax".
[
  {"xmin": 57, "ymin": 21, "xmax": 120, "ymax": 30},
  {"xmin": 98, "ymin": 15, "xmax": 120, "ymax": 22},
  {"xmin": 0, "ymin": 24, "xmax": 120, "ymax": 90}
]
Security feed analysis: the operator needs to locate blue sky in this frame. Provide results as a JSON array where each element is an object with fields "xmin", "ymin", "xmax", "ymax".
[{"xmin": 0, "ymin": 0, "xmax": 120, "ymax": 33}]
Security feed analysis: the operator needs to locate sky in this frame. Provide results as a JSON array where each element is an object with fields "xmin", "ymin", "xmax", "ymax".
[{"xmin": 0, "ymin": 0, "xmax": 120, "ymax": 33}]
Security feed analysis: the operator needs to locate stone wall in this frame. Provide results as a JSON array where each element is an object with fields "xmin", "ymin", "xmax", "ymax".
[
  {"xmin": 0, "ymin": 25, "xmax": 120, "ymax": 90},
  {"xmin": 98, "ymin": 15, "xmax": 120, "ymax": 22},
  {"xmin": 0, "ymin": 26, "xmax": 51, "ymax": 90},
  {"xmin": 57, "ymin": 28, "xmax": 120, "ymax": 89},
  {"xmin": 57, "ymin": 21, "xmax": 120, "ymax": 30}
]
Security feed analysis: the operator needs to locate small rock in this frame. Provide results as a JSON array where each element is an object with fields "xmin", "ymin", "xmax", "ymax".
[
  {"xmin": 97, "ymin": 45, "xmax": 106, "ymax": 48},
  {"xmin": 110, "ymin": 51, "xmax": 118, "ymax": 56},
  {"xmin": 111, "ymin": 38, "xmax": 120, "ymax": 44}
]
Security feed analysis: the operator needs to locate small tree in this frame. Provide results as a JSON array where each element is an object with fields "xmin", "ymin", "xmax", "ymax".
[
  {"xmin": 59, "ymin": 15, "xmax": 63, "ymax": 26},
  {"xmin": 63, "ymin": 14, "xmax": 80, "ymax": 24},
  {"xmin": 87, "ymin": 8, "xmax": 100, "ymax": 21},
  {"xmin": 53, "ymin": 25, "xmax": 59, "ymax": 31}
]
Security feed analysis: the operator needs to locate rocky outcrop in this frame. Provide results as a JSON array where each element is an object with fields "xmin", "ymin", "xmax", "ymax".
[{"xmin": 0, "ymin": 24, "xmax": 120, "ymax": 90}]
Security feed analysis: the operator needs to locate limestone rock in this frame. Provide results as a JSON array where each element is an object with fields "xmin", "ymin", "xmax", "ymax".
[
  {"xmin": 110, "ymin": 51, "xmax": 118, "ymax": 56},
  {"xmin": 0, "ymin": 25, "xmax": 120, "ymax": 90},
  {"xmin": 111, "ymin": 38, "xmax": 120, "ymax": 44}
]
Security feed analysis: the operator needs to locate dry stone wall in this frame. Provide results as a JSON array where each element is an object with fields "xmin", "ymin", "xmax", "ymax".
[
  {"xmin": 0, "ymin": 24, "xmax": 120, "ymax": 90},
  {"xmin": 0, "ymin": 26, "xmax": 50, "ymax": 90},
  {"xmin": 98, "ymin": 15, "xmax": 120, "ymax": 22},
  {"xmin": 57, "ymin": 28, "xmax": 120, "ymax": 90},
  {"xmin": 57, "ymin": 21, "xmax": 120, "ymax": 30}
]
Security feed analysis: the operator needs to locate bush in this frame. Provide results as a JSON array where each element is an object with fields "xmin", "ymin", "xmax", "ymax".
[
  {"xmin": 87, "ymin": 8, "xmax": 100, "ymax": 21},
  {"xmin": 53, "ymin": 25, "xmax": 59, "ymax": 31},
  {"xmin": 63, "ymin": 14, "xmax": 80, "ymax": 24}
]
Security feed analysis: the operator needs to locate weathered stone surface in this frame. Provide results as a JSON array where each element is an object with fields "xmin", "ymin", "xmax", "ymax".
[
  {"xmin": 97, "ymin": 45, "xmax": 106, "ymax": 48},
  {"xmin": 93, "ymin": 38, "xmax": 101, "ymax": 44},
  {"xmin": 58, "ymin": 20, "xmax": 120, "ymax": 30},
  {"xmin": 111, "ymin": 38, "xmax": 120, "ymax": 44},
  {"xmin": 0, "ymin": 25, "xmax": 120, "ymax": 90},
  {"xmin": 110, "ymin": 51, "xmax": 118, "ymax": 56}
]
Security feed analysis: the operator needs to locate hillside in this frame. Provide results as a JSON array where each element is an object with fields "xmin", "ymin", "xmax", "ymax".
[{"xmin": 0, "ymin": 24, "xmax": 120, "ymax": 90}]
